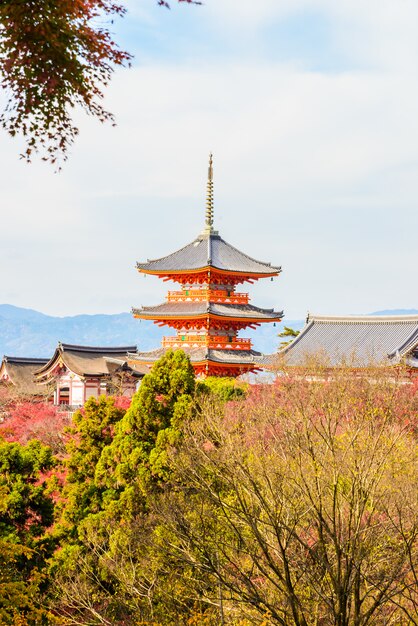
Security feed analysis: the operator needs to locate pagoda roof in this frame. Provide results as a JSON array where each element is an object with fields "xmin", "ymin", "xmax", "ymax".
[
  {"xmin": 132, "ymin": 301, "xmax": 283, "ymax": 323},
  {"xmin": 34, "ymin": 343, "xmax": 145, "ymax": 380},
  {"xmin": 0, "ymin": 356, "xmax": 50, "ymax": 395},
  {"xmin": 128, "ymin": 347, "xmax": 263, "ymax": 367},
  {"xmin": 136, "ymin": 232, "xmax": 281, "ymax": 278},
  {"xmin": 269, "ymin": 314, "xmax": 418, "ymax": 367}
]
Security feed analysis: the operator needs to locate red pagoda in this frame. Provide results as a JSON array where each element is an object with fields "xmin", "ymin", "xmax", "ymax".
[{"xmin": 131, "ymin": 155, "xmax": 283, "ymax": 377}]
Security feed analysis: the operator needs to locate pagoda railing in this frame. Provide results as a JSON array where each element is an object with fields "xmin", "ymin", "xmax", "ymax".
[
  {"xmin": 162, "ymin": 335, "xmax": 252, "ymax": 351},
  {"xmin": 167, "ymin": 289, "xmax": 249, "ymax": 304}
]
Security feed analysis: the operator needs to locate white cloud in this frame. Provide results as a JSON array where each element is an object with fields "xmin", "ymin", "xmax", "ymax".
[
  {"xmin": 0, "ymin": 1, "xmax": 418, "ymax": 320},
  {"xmin": 205, "ymin": 0, "xmax": 418, "ymax": 73}
]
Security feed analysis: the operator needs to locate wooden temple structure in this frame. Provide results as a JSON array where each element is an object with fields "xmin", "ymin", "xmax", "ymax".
[
  {"xmin": 0, "ymin": 356, "xmax": 49, "ymax": 396},
  {"xmin": 33, "ymin": 343, "xmax": 148, "ymax": 406},
  {"xmin": 267, "ymin": 314, "xmax": 418, "ymax": 377},
  {"xmin": 130, "ymin": 155, "xmax": 283, "ymax": 377}
]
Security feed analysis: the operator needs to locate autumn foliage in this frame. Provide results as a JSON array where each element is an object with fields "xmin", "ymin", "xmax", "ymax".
[
  {"xmin": 0, "ymin": 355, "xmax": 417, "ymax": 624},
  {"xmin": 0, "ymin": 0, "xmax": 200, "ymax": 165},
  {"xmin": 0, "ymin": 0, "xmax": 131, "ymax": 165},
  {"xmin": 0, "ymin": 394, "xmax": 67, "ymax": 454},
  {"xmin": 0, "ymin": 438, "xmax": 56, "ymax": 625},
  {"xmin": 165, "ymin": 369, "xmax": 418, "ymax": 624}
]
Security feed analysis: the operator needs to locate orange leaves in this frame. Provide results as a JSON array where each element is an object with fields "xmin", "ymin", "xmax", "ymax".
[
  {"xmin": 0, "ymin": 0, "xmax": 132, "ymax": 165},
  {"xmin": 0, "ymin": 0, "xmax": 201, "ymax": 166}
]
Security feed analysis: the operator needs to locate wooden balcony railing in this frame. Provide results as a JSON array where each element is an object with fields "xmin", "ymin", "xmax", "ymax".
[
  {"xmin": 167, "ymin": 289, "xmax": 249, "ymax": 304},
  {"xmin": 162, "ymin": 335, "xmax": 252, "ymax": 351}
]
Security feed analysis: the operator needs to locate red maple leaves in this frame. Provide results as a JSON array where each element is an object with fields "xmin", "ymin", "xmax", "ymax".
[
  {"xmin": 0, "ymin": 0, "xmax": 201, "ymax": 166},
  {"xmin": 0, "ymin": 0, "xmax": 134, "ymax": 165}
]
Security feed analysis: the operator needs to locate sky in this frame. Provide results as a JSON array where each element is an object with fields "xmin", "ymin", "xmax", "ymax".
[{"xmin": 1, "ymin": 0, "xmax": 418, "ymax": 320}]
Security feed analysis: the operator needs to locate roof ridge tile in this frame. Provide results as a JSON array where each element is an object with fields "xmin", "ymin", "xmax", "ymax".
[
  {"xmin": 136, "ymin": 232, "xmax": 280, "ymax": 277},
  {"xmin": 60, "ymin": 343, "xmax": 137, "ymax": 353}
]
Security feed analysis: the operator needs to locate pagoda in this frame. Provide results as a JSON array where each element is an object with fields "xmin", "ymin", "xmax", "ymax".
[{"xmin": 131, "ymin": 155, "xmax": 283, "ymax": 377}]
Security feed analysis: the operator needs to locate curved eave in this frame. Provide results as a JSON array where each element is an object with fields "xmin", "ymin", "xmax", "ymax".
[
  {"xmin": 34, "ymin": 359, "xmax": 82, "ymax": 381},
  {"xmin": 34, "ymin": 350, "xmax": 89, "ymax": 380},
  {"xmin": 134, "ymin": 356, "xmax": 261, "ymax": 369},
  {"xmin": 195, "ymin": 360, "xmax": 261, "ymax": 370},
  {"xmin": 35, "ymin": 363, "xmax": 106, "ymax": 382},
  {"xmin": 136, "ymin": 265, "xmax": 281, "ymax": 281},
  {"xmin": 133, "ymin": 311, "xmax": 283, "ymax": 324},
  {"xmin": 34, "ymin": 348, "xmax": 63, "ymax": 377},
  {"xmin": 0, "ymin": 362, "xmax": 10, "ymax": 381},
  {"xmin": 388, "ymin": 326, "xmax": 418, "ymax": 359}
]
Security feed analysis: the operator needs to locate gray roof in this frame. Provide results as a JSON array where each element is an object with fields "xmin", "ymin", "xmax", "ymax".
[
  {"xmin": 35, "ymin": 343, "xmax": 141, "ymax": 379},
  {"xmin": 137, "ymin": 232, "xmax": 281, "ymax": 277},
  {"xmin": 274, "ymin": 314, "xmax": 418, "ymax": 367},
  {"xmin": 0, "ymin": 357, "xmax": 50, "ymax": 395},
  {"xmin": 129, "ymin": 347, "xmax": 263, "ymax": 366},
  {"xmin": 133, "ymin": 301, "xmax": 283, "ymax": 322},
  {"xmin": 3, "ymin": 356, "xmax": 49, "ymax": 365},
  {"xmin": 59, "ymin": 343, "xmax": 138, "ymax": 354}
]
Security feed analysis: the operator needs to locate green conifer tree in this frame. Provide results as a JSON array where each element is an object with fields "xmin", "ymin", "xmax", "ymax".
[
  {"xmin": 95, "ymin": 349, "xmax": 195, "ymax": 496},
  {"xmin": 278, "ymin": 325, "xmax": 300, "ymax": 348},
  {"xmin": 52, "ymin": 351, "xmax": 197, "ymax": 625},
  {"xmin": 56, "ymin": 395, "xmax": 126, "ymax": 536},
  {"xmin": 0, "ymin": 439, "xmax": 56, "ymax": 625}
]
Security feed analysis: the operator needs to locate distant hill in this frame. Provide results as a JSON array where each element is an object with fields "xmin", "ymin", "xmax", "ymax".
[
  {"xmin": 0, "ymin": 305, "xmax": 165, "ymax": 360},
  {"xmin": 0, "ymin": 304, "xmax": 293, "ymax": 358},
  {"xmin": 0, "ymin": 305, "xmax": 416, "ymax": 360},
  {"xmin": 370, "ymin": 309, "xmax": 418, "ymax": 316}
]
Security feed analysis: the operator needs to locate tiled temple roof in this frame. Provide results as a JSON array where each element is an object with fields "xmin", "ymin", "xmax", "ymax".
[
  {"xmin": 0, "ymin": 356, "xmax": 49, "ymax": 395},
  {"xmin": 136, "ymin": 232, "xmax": 281, "ymax": 276},
  {"xmin": 35, "ymin": 343, "xmax": 146, "ymax": 379},
  {"xmin": 3, "ymin": 357, "xmax": 49, "ymax": 365},
  {"xmin": 59, "ymin": 344, "xmax": 138, "ymax": 354},
  {"xmin": 133, "ymin": 301, "xmax": 283, "ymax": 322},
  {"xmin": 270, "ymin": 314, "xmax": 418, "ymax": 367},
  {"xmin": 128, "ymin": 347, "xmax": 263, "ymax": 366}
]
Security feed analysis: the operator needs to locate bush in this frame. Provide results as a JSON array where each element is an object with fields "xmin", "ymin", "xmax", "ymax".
[
  {"xmin": 196, "ymin": 376, "xmax": 247, "ymax": 401},
  {"xmin": 0, "ymin": 401, "xmax": 68, "ymax": 455}
]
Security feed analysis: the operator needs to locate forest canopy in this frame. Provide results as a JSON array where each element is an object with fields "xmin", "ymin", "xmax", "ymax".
[{"xmin": 0, "ymin": 352, "xmax": 417, "ymax": 625}]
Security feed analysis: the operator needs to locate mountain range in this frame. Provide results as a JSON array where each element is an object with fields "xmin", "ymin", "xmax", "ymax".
[{"xmin": 0, "ymin": 304, "xmax": 417, "ymax": 360}]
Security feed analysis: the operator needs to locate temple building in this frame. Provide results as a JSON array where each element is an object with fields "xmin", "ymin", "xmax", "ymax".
[
  {"xmin": 0, "ymin": 356, "xmax": 49, "ymax": 396},
  {"xmin": 271, "ymin": 314, "xmax": 418, "ymax": 375},
  {"xmin": 130, "ymin": 155, "xmax": 283, "ymax": 377},
  {"xmin": 34, "ymin": 343, "xmax": 148, "ymax": 406}
]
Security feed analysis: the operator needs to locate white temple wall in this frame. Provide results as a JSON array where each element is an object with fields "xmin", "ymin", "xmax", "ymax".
[
  {"xmin": 52, "ymin": 369, "xmax": 140, "ymax": 405},
  {"xmin": 70, "ymin": 380, "xmax": 84, "ymax": 406}
]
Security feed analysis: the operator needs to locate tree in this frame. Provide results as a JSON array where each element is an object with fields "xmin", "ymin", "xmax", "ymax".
[
  {"xmin": 278, "ymin": 326, "xmax": 300, "ymax": 348},
  {"xmin": 95, "ymin": 349, "xmax": 196, "ymax": 492},
  {"xmin": 55, "ymin": 395, "xmax": 126, "ymax": 535},
  {"xmin": 52, "ymin": 350, "xmax": 198, "ymax": 625},
  {"xmin": 158, "ymin": 366, "xmax": 418, "ymax": 625},
  {"xmin": 0, "ymin": 0, "xmax": 200, "ymax": 165},
  {"xmin": 196, "ymin": 376, "xmax": 248, "ymax": 402},
  {"xmin": 47, "ymin": 355, "xmax": 418, "ymax": 624},
  {"xmin": 0, "ymin": 400, "xmax": 67, "ymax": 455},
  {"xmin": 0, "ymin": 439, "xmax": 57, "ymax": 625},
  {"xmin": 0, "ymin": 439, "xmax": 55, "ymax": 545},
  {"xmin": 0, "ymin": 540, "xmax": 56, "ymax": 625}
]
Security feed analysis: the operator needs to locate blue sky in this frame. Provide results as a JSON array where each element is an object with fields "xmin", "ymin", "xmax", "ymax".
[{"xmin": 0, "ymin": 0, "xmax": 417, "ymax": 319}]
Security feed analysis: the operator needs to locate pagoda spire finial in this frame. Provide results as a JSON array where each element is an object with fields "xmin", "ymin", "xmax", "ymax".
[{"xmin": 204, "ymin": 153, "xmax": 216, "ymax": 234}]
